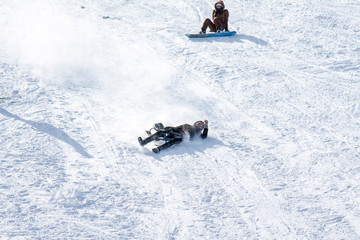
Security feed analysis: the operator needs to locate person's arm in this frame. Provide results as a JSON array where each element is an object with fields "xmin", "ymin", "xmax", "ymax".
[
  {"xmin": 201, "ymin": 120, "xmax": 208, "ymax": 139},
  {"xmin": 224, "ymin": 10, "xmax": 229, "ymax": 31},
  {"xmin": 212, "ymin": 10, "xmax": 216, "ymax": 20}
]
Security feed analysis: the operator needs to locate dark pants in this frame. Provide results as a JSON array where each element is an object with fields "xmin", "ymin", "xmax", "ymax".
[{"xmin": 143, "ymin": 128, "xmax": 183, "ymax": 151}]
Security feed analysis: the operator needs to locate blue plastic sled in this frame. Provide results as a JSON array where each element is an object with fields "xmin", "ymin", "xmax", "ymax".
[{"xmin": 186, "ymin": 31, "xmax": 236, "ymax": 38}]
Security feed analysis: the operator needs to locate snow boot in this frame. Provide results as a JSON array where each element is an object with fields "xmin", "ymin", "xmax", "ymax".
[
  {"xmin": 138, "ymin": 137, "xmax": 145, "ymax": 146},
  {"xmin": 216, "ymin": 27, "xmax": 223, "ymax": 33},
  {"xmin": 199, "ymin": 29, "xmax": 206, "ymax": 34}
]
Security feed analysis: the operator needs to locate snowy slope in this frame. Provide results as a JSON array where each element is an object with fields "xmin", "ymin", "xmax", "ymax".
[{"xmin": 1, "ymin": 0, "xmax": 360, "ymax": 239}]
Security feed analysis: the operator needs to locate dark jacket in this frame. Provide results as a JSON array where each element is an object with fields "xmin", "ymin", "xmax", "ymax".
[
  {"xmin": 174, "ymin": 124, "xmax": 208, "ymax": 140},
  {"xmin": 212, "ymin": 1, "xmax": 229, "ymax": 31}
]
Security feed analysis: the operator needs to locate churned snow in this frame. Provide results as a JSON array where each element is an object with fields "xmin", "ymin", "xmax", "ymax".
[{"xmin": 1, "ymin": 0, "xmax": 360, "ymax": 239}]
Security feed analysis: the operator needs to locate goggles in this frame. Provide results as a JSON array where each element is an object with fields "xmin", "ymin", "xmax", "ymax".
[{"xmin": 216, "ymin": 3, "xmax": 223, "ymax": 8}]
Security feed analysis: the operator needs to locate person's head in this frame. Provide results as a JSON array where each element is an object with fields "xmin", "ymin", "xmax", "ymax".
[
  {"xmin": 215, "ymin": 1, "xmax": 225, "ymax": 10},
  {"xmin": 193, "ymin": 120, "xmax": 205, "ymax": 133}
]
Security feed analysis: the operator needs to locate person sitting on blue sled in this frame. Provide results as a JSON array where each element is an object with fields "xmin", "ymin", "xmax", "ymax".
[
  {"xmin": 200, "ymin": 1, "xmax": 229, "ymax": 34},
  {"xmin": 138, "ymin": 120, "xmax": 208, "ymax": 153}
]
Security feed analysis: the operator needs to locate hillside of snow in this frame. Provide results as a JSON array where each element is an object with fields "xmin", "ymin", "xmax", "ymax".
[{"xmin": 1, "ymin": 0, "xmax": 360, "ymax": 239}]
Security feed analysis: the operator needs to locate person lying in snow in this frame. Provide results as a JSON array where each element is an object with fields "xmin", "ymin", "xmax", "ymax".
[
  {"xmin": 200, "ymin": 1, "xmax": 229, "ymax": 34},
  {"xmin": 138, "ymin": 120, "xmax": 208, "ymax": 153}
]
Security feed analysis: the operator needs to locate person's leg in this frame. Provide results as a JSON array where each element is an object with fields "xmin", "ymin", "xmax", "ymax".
[
  {"xmin": 152, "ymin": 137, "xmax": 182, "ymax": 153},
  {"xmin": 139, "ymin": 131, "xmax": 166, "ymax": 146},
  {"xmin": 214, "ymin": 17, "xmax": 224, "ymax": 31},
  {"xmin": 201, "ymin": 18, "xmax": 216, "ymax": 32}
]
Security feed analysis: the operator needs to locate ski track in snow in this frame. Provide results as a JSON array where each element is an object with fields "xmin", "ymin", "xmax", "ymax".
[{"xmin": 1, "ymin": 0, "xmax": 360, "ymax": 239}]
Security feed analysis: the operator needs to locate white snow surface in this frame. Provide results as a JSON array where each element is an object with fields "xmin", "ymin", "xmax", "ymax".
[{"xmin": 1, "ymin": 0, "xmax": 360, "ymax": 239}]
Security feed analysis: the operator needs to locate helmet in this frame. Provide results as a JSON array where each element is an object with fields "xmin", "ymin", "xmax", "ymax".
[{"xmin": 193, "ymin": 120, "xmax": 205, "ymax": 131}]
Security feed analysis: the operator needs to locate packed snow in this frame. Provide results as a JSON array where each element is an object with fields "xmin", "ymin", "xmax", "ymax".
[{"xmin": 1, "ymin": 0, "xmax": 360, "ymax": 239}]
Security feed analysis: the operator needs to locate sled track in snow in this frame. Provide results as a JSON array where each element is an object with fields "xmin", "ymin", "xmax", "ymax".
[{"xmin": 1, "ymin": 0, "xmax": 360, "ymax": 239}]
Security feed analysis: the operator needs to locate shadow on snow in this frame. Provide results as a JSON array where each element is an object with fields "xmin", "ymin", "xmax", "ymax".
[{"xmin": 0, "ymin": 107, "xmax": 93, "ymax": 158}]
